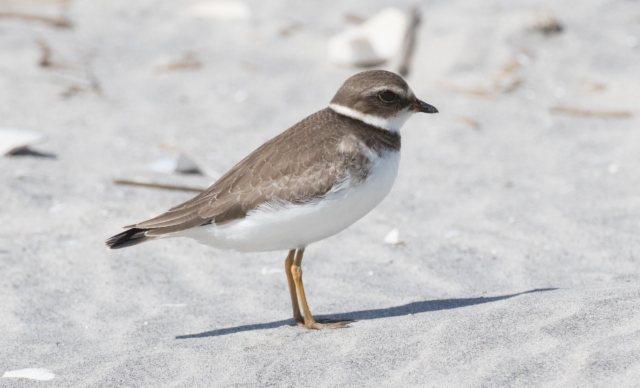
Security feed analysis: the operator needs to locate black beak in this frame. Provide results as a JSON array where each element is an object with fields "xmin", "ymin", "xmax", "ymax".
[{"xmin": 412, "ymin": 99, "xmax": 438, "ymax": 114}]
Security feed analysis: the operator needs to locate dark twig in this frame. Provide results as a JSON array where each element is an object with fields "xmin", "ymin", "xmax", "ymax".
[
  {"xmin": 114, "ymin": 179, "xmax": 205, "ymax": 193},
  {"xmin": 397, "ymin": 8, "xmax": 421, "ymax": 77},
  {"xmin": 36, "ymin": 39, "xmax": 53, "ymax": 67}
]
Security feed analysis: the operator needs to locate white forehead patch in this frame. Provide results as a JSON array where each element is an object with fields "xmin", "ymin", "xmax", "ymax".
[{"xmin": 329, "ymin": 103, "xmax": 414, "ymax": 133}]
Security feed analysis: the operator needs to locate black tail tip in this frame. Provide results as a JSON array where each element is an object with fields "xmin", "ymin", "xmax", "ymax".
[{"xmin": 106, "ymin": 228, "xmax": 150, "ymax": 249}]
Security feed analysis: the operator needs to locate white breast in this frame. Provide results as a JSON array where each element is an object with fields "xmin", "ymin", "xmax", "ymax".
[{"xmin": 178, "ymin": 151, "xmax": 400, "ymax": 252}]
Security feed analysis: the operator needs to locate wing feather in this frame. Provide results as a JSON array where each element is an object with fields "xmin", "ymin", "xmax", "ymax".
[{"xmin": 126, "ymin": 109, "xmax": 347, "ymax": 235}]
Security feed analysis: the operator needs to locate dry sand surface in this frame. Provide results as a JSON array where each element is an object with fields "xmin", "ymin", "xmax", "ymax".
[{"xmin": 2, "ymin": 0, "xmax": 640, "ymax": 386}]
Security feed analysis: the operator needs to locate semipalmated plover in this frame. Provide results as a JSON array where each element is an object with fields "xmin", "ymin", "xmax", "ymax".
[{"xmin": 107, "ymin": 70, "xmax": 438, "ymax": 330}]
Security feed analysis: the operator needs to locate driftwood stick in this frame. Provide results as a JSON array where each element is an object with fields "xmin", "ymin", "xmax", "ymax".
[
  {"xmin": 114, "ymin": 179, "xmax": 205, "ymax": 193},
  {"xmin": 549, "ymin": 107, "xmax": 633, "ymax": 119},
  {"xmin": 397, "ymin": 8, "xmax": 421, "ymax": 77},
  {"xmin": 0, "ymin": 12, "xmax": 72, "ymax": 28}
]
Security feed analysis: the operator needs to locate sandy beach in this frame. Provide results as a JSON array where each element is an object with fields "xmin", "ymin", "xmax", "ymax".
[{"xmin": 1, "ymin": 0, "xmax": 640, "ymax": 386}]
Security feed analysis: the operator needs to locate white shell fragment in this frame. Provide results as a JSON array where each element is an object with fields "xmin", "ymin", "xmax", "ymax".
[
  {"xmin": 363, "ymin": 8, "xmax": 409, "ymax": 60},
  {"xmin": 383, "ymin": 228, "xmax": 403, "ymax": 245},
  {"xmin": 261, "ymin": 267, "xmax": 283, "ymax": 275},
  {"xmin": 3, "ymin": 368, "xmax": 55, "ymax": 381},
  {"xmin": 0, "ymin": 128, "xmax": 45, "ymax": 156},
  {"xmin": 149, "ymin": 153, "xmax": 202, "ymax": 175},
  {"xmin": 328, "ymin": 7, "xmax": 408, "ymax": 67},
  {"xmin": 189, "ymin": 1, "xmax": 251, "ymax": 21},
  {"xmin": 328, "ymin": 29, "xmax": 385, "ymax": 67}
]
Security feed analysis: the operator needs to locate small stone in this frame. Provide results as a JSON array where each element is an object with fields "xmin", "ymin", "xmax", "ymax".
[
  {"xmin": 383, "ymin": 228, "xmax": 403, "ymax": 244},
  {"xmin": 528, "ymin": 10, "xmax": 563, "ymax": 35},
  {"xmin": 149, "ymin": 153, "xmax": 202, "ymax": 175}
]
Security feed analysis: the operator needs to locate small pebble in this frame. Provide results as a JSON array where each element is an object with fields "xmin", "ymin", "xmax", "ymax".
[{"xmin": 383, "ymin": 228, "xmax": 403, "ymax": 244}]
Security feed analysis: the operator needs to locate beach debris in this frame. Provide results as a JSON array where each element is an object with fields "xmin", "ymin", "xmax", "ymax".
[
  {"xmin": 261, "ymin": 267, "xmax": 283, "ymax": 275},
  {"xmin": 113, "ymin": 179, "xmax": 205, "ymax": 193},
  {"xmin": 344, "ymin": 13, "xmax": 366, "ymax": 25},
  {"xmin": 188, "ymin": 1, "xmax": 250, "ymax": 21},
  {"xmin": 149, "ymin": 153, "xmax": 203, "ymax": 175},
  {"xmin": 36, "ymin": 39, "xmax": 53, "ymax": 67},
  {"xmin": 456, "ymin": 116, "xmax": 481, "ymax": 130},
  {"xmin": 383, "ymin": 228, "xmax": 403, "ymax": 245},
  {"xmin": 528, "ymin": 10, "xmax": 563, "ymax": 35},
  {"xmin": 0, "ymin": 128, "xmax": 45, "ymax": 156},
  {"xmin": 3, "ymin": 368, "xmax": 55, "ymax": 381},
  {"xmin": 438, "ymin": 53, "xmax": 530, "ymax": 98},
  {"xmin": 328, "ymin": 29, "xmax": 383, "ymax": 67},
  {"xmin": 365, "ymin": 8, "xmax": 410, "ymax": 61},
  {"xmin": 328, "ymin": 7, "xmax": 409, "ymax": 67},
  {"xmin": 583, "ymin": 80, "xmax": 607, "ymax": 94},
  {"xmin": 156, "ymin": 52, "xmax": 202, "ymax": 72},
  {"xmin": 35, "ymin": 39, "xmax": 81, "ymax": 69},
  {"xmin": 397, "ymin": 8, "xmax": 421, "ymax": 77},
  {"xmin": 0, "ymin": 12, "xmax": 71, "ymax": 28},
  {"xmin": 548, "ymin": 107, "xmax": 633, "ymax": 119},
  {"xmin": 492, "ymin": 57, "xmax": 525, "ymax": 93},
  {"xmin": 60, "ymin": 60, "xmax": 102, "ymax": 98},
  {"xmin": 279, "ymin": 22, "xmax": 302, "ymax": 37}
]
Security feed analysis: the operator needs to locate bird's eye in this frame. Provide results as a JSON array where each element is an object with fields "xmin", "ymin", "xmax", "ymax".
[{"xmin": 378, "ymin": 91, "xmax": 397, "ymax": 102}]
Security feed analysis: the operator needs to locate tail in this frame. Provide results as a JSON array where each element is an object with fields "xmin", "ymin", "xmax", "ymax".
[{"xmin": 106, "ymin": 228, "xmax": 154, "ymax": 249}]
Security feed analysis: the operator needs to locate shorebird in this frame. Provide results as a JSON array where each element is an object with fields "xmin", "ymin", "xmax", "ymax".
[{"xmin": 106, "ymin": 70, "xmax": 438, "ymax": 329}]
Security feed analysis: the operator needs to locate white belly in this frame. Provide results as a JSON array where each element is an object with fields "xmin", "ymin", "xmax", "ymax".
[{"xmin": 177, "ymin": 151, "xmax": 400, "ymax": 252}]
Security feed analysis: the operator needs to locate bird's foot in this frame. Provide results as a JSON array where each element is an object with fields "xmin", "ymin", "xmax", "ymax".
[{"xmin": 299, "ymin": 318, "xmax": 353, "ymax": 330}]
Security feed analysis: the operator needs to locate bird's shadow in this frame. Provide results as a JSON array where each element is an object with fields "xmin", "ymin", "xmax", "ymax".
[{"xmin": 175, "ymin": 288, "xmax": 555, "ymax": 339}]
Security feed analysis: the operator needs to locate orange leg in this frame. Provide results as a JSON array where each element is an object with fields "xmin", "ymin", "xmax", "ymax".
[
  {"xmin": 284, "ymin": 249, "xmax": 304, "ymax": 326},
  {"xmin": 290, "ymin": 248, "xmax": 351, "ymax": 330}
]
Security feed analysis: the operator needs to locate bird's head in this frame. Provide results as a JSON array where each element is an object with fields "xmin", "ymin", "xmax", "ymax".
[{"xmin": 329, "ymin": 70, "xmax": 438, "ymax": 133}]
